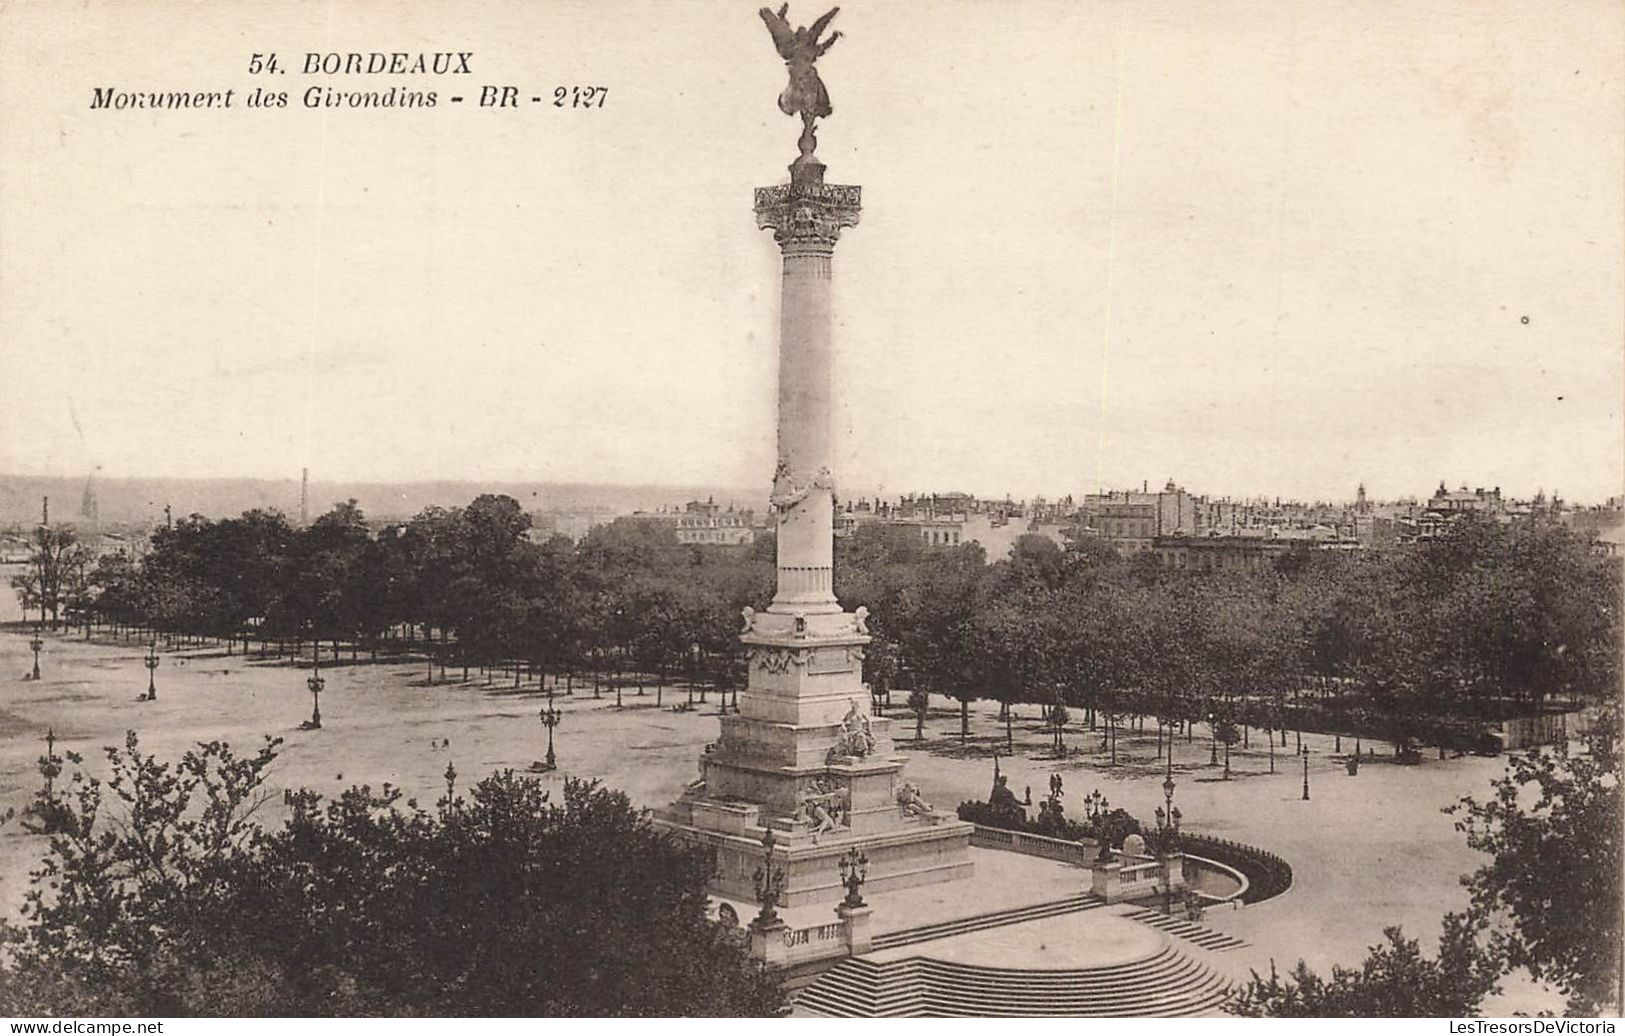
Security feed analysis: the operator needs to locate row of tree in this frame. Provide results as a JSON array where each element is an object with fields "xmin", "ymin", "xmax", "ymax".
[
  {"xmin": 845, "ymin": 514, "xmax": 1619, "ymax": 752},
  {"xmin": 14, "ymin": 496, "xmax": 1620, "ymax": 747}
]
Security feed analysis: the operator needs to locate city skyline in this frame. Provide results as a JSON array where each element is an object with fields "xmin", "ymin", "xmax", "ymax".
[
  {"xmin": 0, "ymin": 469, "xmax": 1614, "ymax": 536},
  {"xmin": 2, "ymin": 1, "xmax": 1620, "ymax": 504}
]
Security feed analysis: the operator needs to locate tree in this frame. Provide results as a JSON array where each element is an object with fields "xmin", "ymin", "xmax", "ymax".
[
  {"xmin": 908, "ymin": 688, "xmax": 930, "ymax": 741},
  {"xmin": 1229, "ymin": 916, "xmax": 1501, "ymax": 1017},
  {"xmin": 0, "ymin": 734, "xmax": 784, "ymax": 1017},
  {"xmin": 1449, "ymin": 704, "xmax": 1622, "ymax": 1014},
  {"xmin": 11, "ymin": 525, "xmax": 90, "ymax": 626}
]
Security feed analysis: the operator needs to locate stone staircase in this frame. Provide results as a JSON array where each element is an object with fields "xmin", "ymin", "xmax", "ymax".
[
  {"xmin": 868, "ymin": 891, "xmax": 1105, "ymax": 952},
  {"xmin": 793, "ymin": 944, "xmax": 1233, "ymax": 1017},
  {"xmin": 1120, "ymin": 907, "xmax": 1250, "ymax": 952}
]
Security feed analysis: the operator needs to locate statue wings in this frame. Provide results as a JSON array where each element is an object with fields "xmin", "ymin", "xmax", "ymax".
[
  {"xmin": 759, "ymin": 5, "xmax": 795, "ymax": 55},
  {"xmin": 807, "ymin": 6, "xmax": 840, "ymax": 44},
  {"xmin": 759, "ymin": 4, "xmax": 841, "ymax": 57}
]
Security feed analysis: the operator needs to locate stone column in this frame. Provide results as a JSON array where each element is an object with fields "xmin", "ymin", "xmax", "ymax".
[{"xmin": 755, "ymin": 159, "xmax": 861, "ymax": 616}]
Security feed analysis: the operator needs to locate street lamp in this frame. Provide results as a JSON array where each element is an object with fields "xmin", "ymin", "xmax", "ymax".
[
  {"xmin": 1154, "ymin": 771, "xmax": 1183, "ymax": 916},
  {"xmin": 29, "ymin": 627, "xmax": 43, "ymax": 680},
  {"xmin": 1208, "ymin": 712, "xmax": 1218, "ymax": 765},
  {"xmin": 838, "ymin": 846, "xmax": 869, "ymax": 909},
  {"xmin": 43, "ymin": 727, "xmax": 58, "ymax": 799},
  {"xmin": 1302, "ymin": 749, "xmax": 1311, "ymax": 801},
  {"xmin": 142, "ymin": 642, "xmax": 160, "ymax": 701},
  {"xmin": 304, "ymin": 660, "xmax": 325, "ymax": 730},
  {"xmin": 1084, "ymin": 789, "xmax": 1113, "ymax": 862},
  {"xmin": 1163, "ymin": 748, "xmax": 1176, "ymax": 820},
  {"xmin": 537, "ymin": 688, "xmax": 562, "ymax": 771},
  {"xmin": 751, "ymin": 828, "xmax": 787, "ymax": 929}
]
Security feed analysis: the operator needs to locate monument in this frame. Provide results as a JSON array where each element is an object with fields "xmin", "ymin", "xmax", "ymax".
[{"xmin": 656, "ymin": 5, "xmax": 973, "ymax": 907}]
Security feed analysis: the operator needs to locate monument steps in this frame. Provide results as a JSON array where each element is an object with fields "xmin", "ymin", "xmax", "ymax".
[
  {"xmin": 868, "ymin": 892, "xmax": 1104, "ymax": 952},
  {"xmin": 794, "ymin": 943, "xmax": 1234, "ymax": 1017},
  {"xmin": 1122, "ymin": 907, "xmax": 1250, "ymax": 951}
]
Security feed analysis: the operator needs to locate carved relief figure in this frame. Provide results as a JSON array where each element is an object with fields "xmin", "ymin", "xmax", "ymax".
[
  {"xmin": 799, "ymin": 776, "xmax": 847, "ymax": 841},
  {"xmin": 807, "ymin": 798, "xmax": 838, "ymax": 838},
  {"xmin": 828, "ymin": 698, "xmax": 876, "ymax": 760},
  {"xmin": 770, "ymin": 461, "xmax": 834, "ymax": 512},
  {"xmin": 896, "ymin": 780, "xmax": 933, "ymax": 817}
]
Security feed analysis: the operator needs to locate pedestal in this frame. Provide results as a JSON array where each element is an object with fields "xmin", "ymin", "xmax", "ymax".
[
  {"xmin": 656, "ymin": 615, "xmax": 972, "ymax": 905},
  {"xmin": 837, "ymin": 902, "xmax": 873, "ymax": 955}
]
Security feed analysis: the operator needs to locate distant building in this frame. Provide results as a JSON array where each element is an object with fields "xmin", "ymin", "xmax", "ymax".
[
  {"xmin": 1153, "ymin": 535, "xmax": 1289, "ymax": 573},
  {"xmin": 897, "ymin": 516, "xmax": 963, "ymax": 547},
  {"xmin": 1090, "ymin": 495, "xmax": 1158, "ymax": 554},
  {"xmin": 1426, "ymin": 482, "xmax": 1505, "ymax": 516},
  {"xmin": 1082, "ymin": 481, "xmax": 1203, "ymax": 554},
  {"xmin": 834, "ymin": 493, "xmax": 1067, "ymax": 558},
  {"xmin": 626, "ymin": 498, "xmax": 757, "ymax": 546},
  {"xmin": 673, "ymin": 499, "xmax": 756, "ymax": 546}
]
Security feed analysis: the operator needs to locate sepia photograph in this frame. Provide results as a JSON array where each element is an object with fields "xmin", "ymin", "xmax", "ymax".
[{"xmin": 0, "ymin": 0, "xmax": 1620, "ymax": 1023}]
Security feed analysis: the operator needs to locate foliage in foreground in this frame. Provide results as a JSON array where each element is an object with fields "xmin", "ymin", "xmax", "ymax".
[
  {"xmin": 1229, "ymin": 916, "xmax": 1502, "ymax": 1017},
  {"xmin": 1450, "ymin": 706, "xmax": 1622, "ymax": 1014},
  {"xmin": 0, "ymin": 733, "xmax": 782, "ymax": 1017},
  {"xmin": 1233, "ymin": 706, "xmax": 1621, "ymax": 1017}
]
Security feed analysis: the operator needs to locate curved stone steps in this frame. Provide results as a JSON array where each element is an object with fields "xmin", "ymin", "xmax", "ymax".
[
  {"xmin": 869, "ymin": 891, "xmax": 1104, "ymax": 952},
  {"xmin": 1121, "ymin": 906, "xmax": 1250, "ymax": 951},
  {"xmin": 794, "ymin": 942, "xmax": 1234, "ymax": 1017}
]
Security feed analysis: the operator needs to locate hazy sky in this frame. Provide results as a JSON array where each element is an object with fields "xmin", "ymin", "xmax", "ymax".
[{"xmin": 2, "ymin": 1, "xmax": 1620, "ymax": 504}]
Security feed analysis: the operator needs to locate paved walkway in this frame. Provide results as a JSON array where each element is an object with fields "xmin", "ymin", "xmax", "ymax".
[{"xmin": 0, "ymin": 632, "xmax": 1564, "ymax": 1011}]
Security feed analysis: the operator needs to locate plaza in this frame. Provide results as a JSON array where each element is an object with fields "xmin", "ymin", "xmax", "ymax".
[{"xmin": 0, "ymin": 615, "xmax": 1555, "ymax": 1014}]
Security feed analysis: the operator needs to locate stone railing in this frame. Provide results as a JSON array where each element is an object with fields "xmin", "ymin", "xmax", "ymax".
[
  {"xmin": 748, "ymin": 903, "xmax": 872, "ymax": 969},
  {"xmin": 969, "ymin": 824, "xmax": 1097, "ymax": 866},
  {"xmin": 1178, "ymin": 833, "xmax": 1293, "ymax": 904},
  {"xmin": 1182, "ymin": 852, "xmax": 1249, "ymax": 903},
  {"xmin": 1090, "ymin": 852, "xmax": 1183, "ymax": 904}
]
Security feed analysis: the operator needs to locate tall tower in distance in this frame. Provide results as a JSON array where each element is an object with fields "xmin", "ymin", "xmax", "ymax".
[
  {"xmin": 300, "ymin": 467, "xmax": 309, "ymax": 526},
  {"xmin": 80, "ymin": 470, "xmax": 100, "ymax": 525}
]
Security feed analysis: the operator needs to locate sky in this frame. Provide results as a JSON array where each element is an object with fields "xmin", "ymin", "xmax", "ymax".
[{"xmin": 1, "ymin": 0, "xmax": 1621, "ymax": 505}]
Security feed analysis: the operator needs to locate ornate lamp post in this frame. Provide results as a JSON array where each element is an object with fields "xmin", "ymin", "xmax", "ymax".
[
  {"xmin": 1208, "ymin": 711, "xmax": 1218, "ymax": 765},
  {"xmin": 1163, "ymin": 749, "xmax": 1176, "ymax": 821},
  {"xmin": 304, "ymin": 660, "xmax": 325, "ymax": 729},
  {"xmin": 142, "ymin": 642, "xmax": 160, "ymax": 701},
  {"xmin": 538, "ymin": 689, "xmax": 562, "ymax": 771},
  {"xmin": 1302, "ymin": 748, "xmax": 1311, "ymax": 801},
  {"xmin": 42, "ymin": 727, "xmax": 58, "ymax": 799},
  {"xmin": 750, "ymin": 828, "xmax": 787, "ymax": 929},
  {"xmin": 28, "ymin": 627, "xmax": 43, "ymax": 680},
  {"xmin": 1153, "ymin": 791, "xmax": 1183, "ymax": 915},
  {"xmin": 1084, "ymin": 788, "xmax": 1112, "ymax": 861},
  {"xmin": 838, "ymin": 846, "xmax": 869, "ymax": 908}
]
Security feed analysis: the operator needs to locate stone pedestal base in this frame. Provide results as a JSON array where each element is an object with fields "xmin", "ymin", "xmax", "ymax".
[
  {"xmin": 657, "ymin": 609, "xmax": 972, "ymax": 906},
  {"xmin": 656, "ymin": 808, "xmax": 973, "ymax": 907}
]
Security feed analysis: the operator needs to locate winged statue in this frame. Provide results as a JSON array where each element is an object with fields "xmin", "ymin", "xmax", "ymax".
[{"xmin": 759, "ymin": 4, "xmax": 842, "ymax": 156}]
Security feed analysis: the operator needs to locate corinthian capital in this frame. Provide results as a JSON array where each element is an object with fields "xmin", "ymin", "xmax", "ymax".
[{"xmin": 755, "ymin": 181, "xmax": 862, "ymax": 251}]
